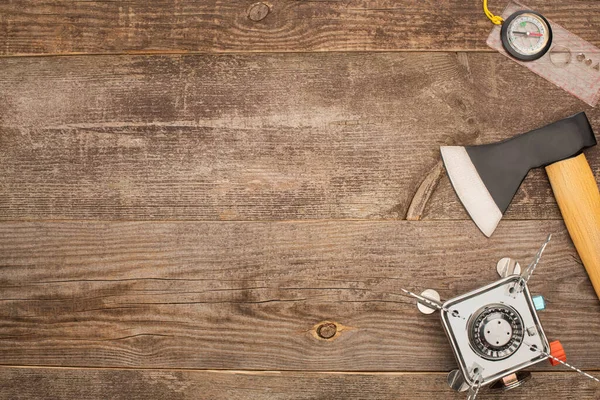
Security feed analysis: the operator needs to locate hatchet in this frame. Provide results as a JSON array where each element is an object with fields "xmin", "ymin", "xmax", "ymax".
[{"xmin": 441, "ymin": 112, "xmax": 600, "ymax": 300}]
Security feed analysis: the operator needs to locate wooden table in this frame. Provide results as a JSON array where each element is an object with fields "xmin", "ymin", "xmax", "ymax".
[{"xmin": 1, "ymin": 1, "xmax": 600, "ymax": 398}]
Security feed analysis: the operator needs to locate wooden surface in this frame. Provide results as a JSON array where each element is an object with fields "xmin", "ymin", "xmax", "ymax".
[
  {"xmin": 1, "ymin": 52, "xmax": 598, "ymax": 221},
  {"xmin": 2, "ymin": 1, "xmax": 600, "ymax": 399},
  {"xmin": 2, "ymin": 1, "xmax": 600, "ymax": 55},
  {"xmin": 2, "ymin": 221, "xmax": 599, "ymax": 370},
  {"xmin": 1, "ymin": 368, "xmax": 599, "ymax": 399}
]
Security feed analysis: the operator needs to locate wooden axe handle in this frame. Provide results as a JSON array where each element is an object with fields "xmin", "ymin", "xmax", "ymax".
[{"xmin": 546, "ymin": 153, "xmax": 600, "ymax": 300}]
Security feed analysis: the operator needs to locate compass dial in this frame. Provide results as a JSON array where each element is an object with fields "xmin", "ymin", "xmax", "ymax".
[{"xmin": 501, "ymin": 10, "xmax": 552, "ymax": 61}]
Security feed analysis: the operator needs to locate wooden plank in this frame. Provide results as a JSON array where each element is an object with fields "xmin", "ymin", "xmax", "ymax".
[
  {"xmin": 2, "ymin": 1, "xmax": 600, "ymax": 55},
  {"xmin": 1, "ymin": 220, "xmax": 599, "ymax": 370},
  {"xmin": 1, "ymin": 367, "xmax": 599, "ymax": 400},
  {"xmin": 1, "ymin": 52, "xmax": 599, "ymax": 221}
]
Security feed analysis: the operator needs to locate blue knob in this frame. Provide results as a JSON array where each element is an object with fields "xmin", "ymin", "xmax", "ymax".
[{"xmin": 532, "ymin": 295, "xmax": 546, "ymax": 311}]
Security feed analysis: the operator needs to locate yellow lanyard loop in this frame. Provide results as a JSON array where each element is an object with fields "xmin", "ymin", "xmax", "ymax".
[{"xmin": 483, "ymin": 0, "xmax": 504, "ymax": 25}]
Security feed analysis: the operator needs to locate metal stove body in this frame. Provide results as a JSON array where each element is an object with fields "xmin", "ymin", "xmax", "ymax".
[
  {"xmin": 407, "ymin": 236, "xmax": 570, "ymax": 396},
  {"xmin": 441, "ymin": 275, "xmax": 549, "ymax": 391}
]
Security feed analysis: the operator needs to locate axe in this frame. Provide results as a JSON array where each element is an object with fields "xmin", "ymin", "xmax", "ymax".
[{"xmin": 441, "ymin": 112, "xmax": 600, "ymax": 300}]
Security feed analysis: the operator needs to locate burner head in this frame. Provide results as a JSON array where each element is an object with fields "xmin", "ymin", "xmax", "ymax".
[{"xmin": 468, "ymin": 304, "xmax": 524, "ymax": 360}]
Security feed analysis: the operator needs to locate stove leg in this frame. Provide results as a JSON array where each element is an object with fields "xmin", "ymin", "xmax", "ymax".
[{"xmin": 447, "ymin": 369, "xmax": 470, "ymax": 392}]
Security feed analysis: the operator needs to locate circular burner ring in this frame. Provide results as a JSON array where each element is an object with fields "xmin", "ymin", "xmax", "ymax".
[{"xmin": 468, "ymin": 304, "xmax": 524, "ymax": 360}]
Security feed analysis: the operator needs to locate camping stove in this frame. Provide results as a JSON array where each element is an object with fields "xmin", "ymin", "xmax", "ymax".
[
  {"xmin": 440, "ymin": 275, "xmax": 551, "ymax": 392},
  {"xmin": 404, "ymin": 236, "xmax": 573, "ymax": 397}
]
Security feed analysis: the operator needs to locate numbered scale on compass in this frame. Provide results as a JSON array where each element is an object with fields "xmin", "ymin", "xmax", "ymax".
[{"xmin": 501, "ymin": 10, "xmax": 552, "ymax": 61}]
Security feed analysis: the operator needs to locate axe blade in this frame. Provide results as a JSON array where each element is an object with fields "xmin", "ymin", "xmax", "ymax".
[
  {"xmin": 441, "ymin": 112, "xmax": 596, "ymax": 237},
  {"xmin": 440, "ymin": 146, "xmax": 503, "ymax": 237}
]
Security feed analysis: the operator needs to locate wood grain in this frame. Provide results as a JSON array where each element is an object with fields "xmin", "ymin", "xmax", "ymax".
[
  {"xmin": 1, "ymin": 220, "xmax": 599, "ymax": 370},
  {"xmin": 1, "ymin": 52, "xmax": 599, "ymax": 221},
  {"xmin": 2, "ymin": 1, "xmax": 600, "ymax": 55},
  {"xmin": 3, "ymin": 2, "xmax": 600, "ymax": 398},
  {"xmin": 546, "ymin": 154, "xmax": 600, "ymax": 300},
  {"xmin": 1, "ymin": 367, "xmax": 599, "ymax": 400}
]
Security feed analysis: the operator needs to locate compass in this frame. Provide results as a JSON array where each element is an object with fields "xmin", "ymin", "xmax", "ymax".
[{"xmin": 501, "ymin": 10, "xmax": 552, "ymax": 61}]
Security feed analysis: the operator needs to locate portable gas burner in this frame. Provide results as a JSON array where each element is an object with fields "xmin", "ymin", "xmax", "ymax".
[{"xmin": 403, "ymin": 235, "xmax": 600, "ymax": 398}]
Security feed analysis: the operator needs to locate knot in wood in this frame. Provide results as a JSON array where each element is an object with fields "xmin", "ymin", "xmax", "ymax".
[
  {"xmin": 317, "ymin": 322, "xmax": 337, "ymax": 339},
  {"xmin": 248, "ymin": 2, "xmax": 270, "ymax": 22}
]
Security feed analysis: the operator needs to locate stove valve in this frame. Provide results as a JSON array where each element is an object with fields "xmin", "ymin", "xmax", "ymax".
[
  {"xmin": 532, "ymin": 295, "xmax": 546, "ymax": 311},
  {"xmin": 549, "ymin": 340, "xmax": 567, "ymax": 366}
]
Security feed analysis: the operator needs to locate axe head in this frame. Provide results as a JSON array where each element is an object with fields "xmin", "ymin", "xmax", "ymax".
[{"xmin": 441, "ymin": 112, "xmax": 596, "ymax": 237}]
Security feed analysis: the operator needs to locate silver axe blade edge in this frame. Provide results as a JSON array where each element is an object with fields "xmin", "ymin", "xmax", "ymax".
[{"xmin": 440, "ymin": 146, "xmax": 503, "ymax": 237}]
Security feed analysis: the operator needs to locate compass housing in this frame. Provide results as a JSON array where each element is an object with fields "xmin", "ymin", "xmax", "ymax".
[
  {"xmin": 440, "ymin": 276, "xmax": 550, "ymax": 388},
  {"xmin": 501, "ymin": 10, "xmax": 553, "ymax": 61}
]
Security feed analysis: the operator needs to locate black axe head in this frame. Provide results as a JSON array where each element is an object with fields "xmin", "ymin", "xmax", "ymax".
[{"xmin": 441, "ymin": 112, "xmax": 596, "ymax": 237}]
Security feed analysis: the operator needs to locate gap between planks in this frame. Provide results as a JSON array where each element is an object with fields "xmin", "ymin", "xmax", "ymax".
[
  {"xmin": 1, "ymin": 365, "xmax": 599, "ymax": 374},
  {"xmin": 0, "ymin": 49, "xmax": 498, "ymax": 59}
]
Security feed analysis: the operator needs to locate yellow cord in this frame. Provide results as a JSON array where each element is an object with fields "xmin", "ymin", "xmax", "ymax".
[{"xmin": 483, "ymin": 0, "xmax": 504, "ymax": 25}]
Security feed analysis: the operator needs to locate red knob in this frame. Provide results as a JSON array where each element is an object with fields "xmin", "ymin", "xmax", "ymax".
[{"xmin": 549, "ymin": 340, "xmax": 566, "ymax": 366}]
